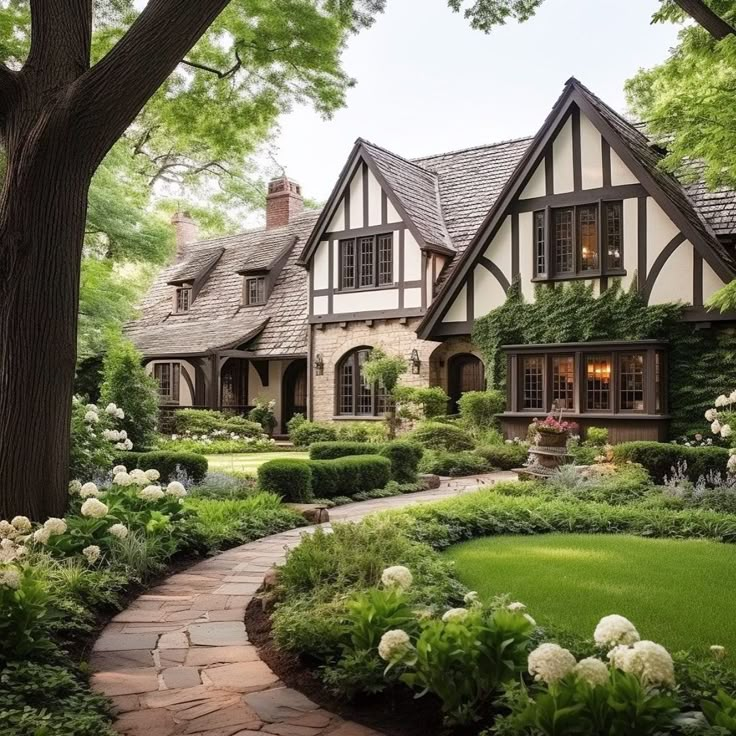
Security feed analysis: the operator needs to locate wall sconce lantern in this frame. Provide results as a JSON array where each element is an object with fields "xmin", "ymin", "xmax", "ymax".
[
  {"xmin": 410, "ymin": 349, "xmax": 421, "ymax": 375},
  {"xmin": 314, "ymin": 353, "xmax": 324, "ymax": 376}
]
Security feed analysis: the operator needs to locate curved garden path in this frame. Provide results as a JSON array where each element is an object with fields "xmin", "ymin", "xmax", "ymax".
[{"xmin": 91, "ymin": 472, "xmax": 515, "ymax": 736}]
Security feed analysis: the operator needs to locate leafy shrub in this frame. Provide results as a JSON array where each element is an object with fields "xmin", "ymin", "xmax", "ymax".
[
  {"xmin": 330, "ymin": 455, "xmax": 391, "ymax": 496},
  {"xmin": 475, "ymin": 442, "xmax": 528, "ymax": 470},
  {"xmin": 457, "ymin": 390, "xmax": 505, "ymax": 432},
  {"xmin": 157, "ymin": 434, "xmax": 274, "ymax": 454},
  {"xmin": 396, "ymin": 386, "xmax": 450, "ymax": 420},
  {"xmin": 99, "ymin": 339, "xmax": 159, "ymax": 450},
  {"xmin": 544, "ymin": 464, "xmax": 653, "ymax": 505},
  {"xmin": 380, "ymin": 441, "xmax": 424, "ymax": 483},
  {"xmin": 613, "ymin": 442, "xmax": 729, "ymax": 483},
  {"xmin": 418, "ymin": 450, "xmax": 489, "ymax": 477},
  {"xmin": 289, "ymin": 419, "xmax": 338, "ymax": 447},
  {"xmin": 173, "ymin": 408, "xmax": 262, "ymax": 437},
  {"xmin": 409, "ymin": 421, "xmax": 475, "ymax": 452},
  {"xmin": 308, "ymin": 459, "xmax": 340, "ymax": 498},
  {"xmin": 335, "ymin": 421, "xmax": 388, "ymax": 443},
  {"xmin": 257, "ymin": 459, "xmax": 313, "ymax": 502},
  {"xmin": 115, "ymin": 450, "xmax": 208, "ymax": 484},
  {"xmin": 248, "ymin": 397, "xmax": 277, "ymax": 434},
  {"xmin": 309, "ymin": 441, "xmax": 384, "ymax": 461},
  {"xmin": 585, "ymin": 426, "xmax": 609, "ymax": 446}
]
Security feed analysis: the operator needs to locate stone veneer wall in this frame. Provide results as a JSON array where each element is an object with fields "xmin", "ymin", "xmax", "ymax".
[{"xmin": 310, "ymin": 317, "xmax": 484, "ymax": 422}]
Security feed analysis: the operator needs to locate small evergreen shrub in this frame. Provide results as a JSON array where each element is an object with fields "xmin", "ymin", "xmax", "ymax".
[
  {"xmin": 380, "ymin": 441, "xmax": 424, "ymax": 483},
  {"xmin": 418, "ymin": 450, "xmax": 489, "ymax": 477},
  {"xmin": 114, "ymin": 450, "xmax": 208, "ymax": 483},
  {"xmin": 335, "ymin": 421, "xmax": 388, "ymax": 443},
  {"xmin": 248, "ymin": 398, "xmax": 277, "ymax": 435},
  {"xmin": 395, "ymin": 386, "xmax": 451, "ymax": 420},
  {"xmin": 457, "ymin": 390, "xmax": 505, "ymax": 432},
  {"xmin": 475, "ymin": 442, "xmax": 528, "ymax": 470},
  {"xmin": 309, "ymin": 441, "xmax": 385, "ymax": 461},
  {"xmin": 289, "ymin": 420, "xmax": 338, "ymax": 447},
  {"xmin": 331, "ymin": 455, "xmax": 392, "ymax": 495},
  {"xmin": 409, "ymin": 421, "xmax": 475, "ymax": 452},
  {"xmin": 585, "ymin": 426, "xmax": 609, "ymax": 446},
  {"xmin": 173, "ymin": 409, "xmax": 262, "ymax": 437},
  {"xmin": 613, "ymin": 442, "xmax": 729, "ymax": 483},
  {"xmin": 308, "ymin": 459, "xmax": 340, "ymax": 498},
  {"xmin": 257, "ymin": 459, "xmax": 313, "ymax": 503},
  {"xmin": 99, "ymin": 339, "xmax": 159, "ymax": 449}
]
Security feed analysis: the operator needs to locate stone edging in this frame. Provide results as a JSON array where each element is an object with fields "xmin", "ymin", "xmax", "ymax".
[{"xmin": 91, "ymin": 472, "xmax": 514, "ymax": 736}]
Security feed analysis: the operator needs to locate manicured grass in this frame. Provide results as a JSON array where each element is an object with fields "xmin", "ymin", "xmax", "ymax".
[
  {"xmin": 445, "ymin": 533, "xmax": 736, "ymax": 659},
  {"xmin": 206, "ymin": 451, "xmax": 309, "ymax": 475}
]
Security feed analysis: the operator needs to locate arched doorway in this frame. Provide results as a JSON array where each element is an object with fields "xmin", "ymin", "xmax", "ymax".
[
  {"xmin": 448, "ymin": 353, "xmax": 485, "ymax": 413},
  {"xmin": 220, "ymin": 358, "xmax": 248, "ymax": 410},
  {"xmin": 282, "ymin": 359, "xmax": 307, "ymax": 428}
]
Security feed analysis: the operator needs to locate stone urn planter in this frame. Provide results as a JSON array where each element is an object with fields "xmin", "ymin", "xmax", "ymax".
[{"xmin": 519, "ymin": 413, "xmax": 579, "ymax": 480}]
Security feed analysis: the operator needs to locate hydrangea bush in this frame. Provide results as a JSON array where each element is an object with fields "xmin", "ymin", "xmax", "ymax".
[{"xmin": 157, "ymin": 428, "xmax": 275, "ymax": 454}]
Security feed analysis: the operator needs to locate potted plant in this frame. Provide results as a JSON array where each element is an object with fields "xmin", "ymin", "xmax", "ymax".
[{"xmin": 531, "ymin": 413, "xmax": 579, "ymax": 449}]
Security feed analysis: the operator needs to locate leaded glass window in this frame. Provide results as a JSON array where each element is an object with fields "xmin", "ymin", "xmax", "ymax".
[
  {"xmin": 554, "ymin": 208, "xmax": 574, "ymax": 273},
  {"xmin": 619, "ymin": 353, "xmax": 645, "ymax": 411},
  {"xmin": 522, "ymin": 356, "xmax": 544, "ymax": 410}
]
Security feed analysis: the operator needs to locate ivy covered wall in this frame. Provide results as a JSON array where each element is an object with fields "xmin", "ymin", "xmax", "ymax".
[{"xmin": 471, "ymin": 280, "xmax": 736, "ymax": 438}]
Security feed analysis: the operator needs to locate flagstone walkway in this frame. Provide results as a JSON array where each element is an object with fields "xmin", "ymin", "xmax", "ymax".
[{"xmin": 91, "ymin": 472, "xmax": 515, "ymax": 736}]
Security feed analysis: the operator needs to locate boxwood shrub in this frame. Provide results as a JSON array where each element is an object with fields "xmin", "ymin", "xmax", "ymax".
[
  {"xmin": 289, "ymin": 420, "xmax": 339, "ymax": 447},
  {"xmin": 172, "ymin": 408, "xmax": 262, "ymax": 436},
  {"xmin": 418, "ymin": 450, "xmax": 489, "ymax": 477},
  {"xmin": 409, "ymin": 421, "xmax": 475, "ymax": 452},
  {"xmin": 308, "ymin": 459, "xmax": 340, "ymax": 498},
  {"xmin": 612, "ymin": 441, "xmax": 729, "ymax": 483},
  {"xmin": 114, "ymin": 450, "xmax": 208, "ymax": 484},
  {"xmin": 309, "ymin": 441, "xmax": 385, "ymax": 461},
  {"xmin": 475, "ymin": 442, "xmax": 528, "ymax": 470},
  {"xmin": 380, "ymin": 441, "xmax": 424, "ymax": 483},
  {"xmin": 258, "ymin": 459, "xmax": 313, "ymax": 503},
  {"xmin": 330, "ymin": 455, "xmax": 391, "ymax": 496}
]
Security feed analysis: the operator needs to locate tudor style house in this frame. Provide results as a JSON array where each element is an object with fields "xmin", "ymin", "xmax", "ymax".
[{"xmin": 127, "ymin": 78, "xmax": 736, "ymax": 440}]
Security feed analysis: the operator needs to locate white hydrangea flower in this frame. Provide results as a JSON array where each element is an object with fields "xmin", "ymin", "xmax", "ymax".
[
  {"xmin": 102, "ymin": 429, "xmax": 120, "ymax": 442},
  {"xmin": 528, "ymin": 643, "xmax": 577, "ymax": 684},
  {"xmin": 728, "ymin": 456, "xmax": 736, "ymax": 473},
  {"xmin": 85, "ymin": 403, "xmax": 98, "ymax": 412},
  {"xmin": 113, "ymin": 472, "xmax": 133, "ymax": 486},
  {"xmin": 43, "ymin": 517, "xmax": 68, "ymax": 535},
  {"xmin": 0, "ymin": 566, "xmax": 21, "ymax": 589},
  {"xmin": 705, "ymin": 408, "xmax": 718, "ymax": 422},
  {"xmin": 68, "ymin": 479, "xmax": 83, "ymax": 495},
  {"xmin": 11, "ymin": 516, "xmax": 31, "ymax": 533},
  {"xmin": 82, "ymin": 545, "xmax": 101, "ymax": 564},
  {"xmin": 617, "ymin": 641, "xmax": 675, "ymax": 688},
  {"xmin": 710, "ymin": 645, "xmax": 726, "ymax": 660},
  {"xmin": 594, "ymin": 614, "xmax": 640, "ymax": 647},
  {"xmin": 145, "ymin": 469, "xmax": 161, "ymax": 481},
  {"xmin": 116, "ymin": 407, "xmax": 125, "ymax": 419},
  {"xmin": 117, "ymin": 438, "xmax": 133, "ymax": 451},
  {"xmin": 105, "ymin": 403, "xmax": 118, "ymax": 416},
  {"xmin": 139, "ymin": 485, "xmax": 165, "ymax": 501},
  {"xmin": 507, "ymin": 601, "xmax": 527, "ymax": 612},
  {"xmin": 463, "ymin": 590, "xmax": 480, "ymax": 605},
  {"xmin": 715, "ymin": 394, "xmax": 728, "ymax": 408},
  {"xmin": 0, "ymin": 520, "xmax": 16, "ymax": 539},
  {"xmin": 711, "ymin": 420, "xmax": 722, "ymax": 435},
  {"xmin": 721, "ymin": 424, "xmax": 732, "ymax": 438},
  {"xmin": 730, "ymin": 390, "xmax": 736, "ymax": 404},
  {"xmin": 79, "ymin": 482, "xmax": 99, "ymax": 499},
  {"xmin": 377, "ymin": 629, "xmax": 412, "ymax": 662},
  {"xmin": 0, "ymin": 538, "xmax": 23, "ymax": 562},
  {"xmin": 109, "ymin": 523, "xmax": 129, "ymax": 539},
  {"xmin": 442, "ymin": 607, "xmax": 468, "ymax": 623},
  {"xmin": 112, "ymin": 464, "xmax": 127, "ymax": 475},
  {"xmin": 84, "ymin": 410, "xmax": 99, "ymax": 424},
  {"xmin": 574, "ymin": 657, "xmax": 609, "ymax": 687},
  {"xmin": 129, "ymin": 469, "xmax": 148, "ymax": 484},
  {"xmin": 119, "ymin": 430, "xmax": 127, "ymax": 440},
  {"xmin": 166, "ymin": 481, "xmax": 187, "ymax": 499},
  {"xmin": 380, "ymin": 565, "xmax": 413, "ymax": 590},
  {"xmin": 81, "ymin": 498, "xmax": 108, "ymax": 518},
  {"xmin": 33, "ymin": 527, "xmax": 51, "ymax": 545}
]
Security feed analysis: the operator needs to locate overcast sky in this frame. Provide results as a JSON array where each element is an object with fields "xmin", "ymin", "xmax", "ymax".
[{"xmin": 268, "ymin": 0, "xmax": 680, "ymax": 204}]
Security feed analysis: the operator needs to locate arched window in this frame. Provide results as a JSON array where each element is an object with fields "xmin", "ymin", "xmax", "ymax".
[{"xmin": 337, "ymin": 347, "xmax": 389, "ymax": 416}]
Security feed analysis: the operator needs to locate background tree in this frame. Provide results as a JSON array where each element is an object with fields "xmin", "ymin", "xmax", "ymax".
[
  {"xmin": 0, "ymin": 0, "xmax": 385, "ymax": 519},
  {"xmin": 361, "ymin": 348, "xmax": 408, "ymax": 439}
]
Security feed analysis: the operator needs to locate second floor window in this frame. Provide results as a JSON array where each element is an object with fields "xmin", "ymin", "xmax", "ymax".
[
  {"xmin": 245, "ymin": 276, "xmax": 266, "ymax": 305},
  {"xmin": 340, "ymin": 233, "xmax": 394, "ymax": 290},
  {"xmin": 175, "ymin": 286, "xmax": 192, "ymax": 313},
  {"xmin": 534, "ymin": 201, "xmax": 623, "ymax": 278}
]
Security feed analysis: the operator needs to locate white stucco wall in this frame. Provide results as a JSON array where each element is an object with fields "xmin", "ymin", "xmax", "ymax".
[
  {"xmin": 520, "ymin": 160, "xmax": 545, "ymax": 199},
  {"xmin": 313, "ymin": 241, "xmax": 329, "ymax": 290},
  {"xmin": 474, "ymin": 265, "xmax": 506, "ymax": 316},
  {"xmin": 552, "ymin": 117, "xmax": 574, "ymax": 194},
  {"xmin": 367, "ymin": 168, "xmax": 383, "ymax": 226},
  {"xmin": 703, "ymin": 260, "xmax": 727, "ymax": 302},
  {"xmin": 580, "ymin": 114, "xmax": 603, "ymax": 190},
  {"xmin": 444, "ymin": 284, "xmax": 467, "ymax": 322},
  {"xmin": 648, "ymin": 240, "xmax": 694, "ymax": 305},
  {"xmin": 610, "ymin": 148, "xmax": 638, "ymax": 186}
]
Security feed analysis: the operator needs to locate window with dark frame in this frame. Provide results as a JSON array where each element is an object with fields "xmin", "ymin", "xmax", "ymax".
[
  {"xmin": 619, "ymin": 353, "xmax": 645, "ymax": 411},
  {"xmin": 337, "ymin": 347, "xmax": 389, "ymax": 416},
  {"xmin": 521, "ymin": 356, "xmax": 545, "ymax": 410},
  {"xmin": 245, "ymin": 276, "xmax": 266, "ymax": 305},
  {"xmin": 175, "ymin": 286, "xmax": 192, "ymax": 313},
  {"xmin": 552, "ymin": 356, "xmax": 575, "ymax": 410},
  {"xmin": 538, "ymin": 202, "xmax": 624, "ymax": 279},
  {"xmin": 340, "ymin": 233, "xmax": 393, "ymax": 290},
  {"xmin": 585, "ymin": 355, "xmax": 612, "ymax": 411},
  {"xmin": 153, "ymin": 362, "xmax": 181, "ymax": 404}
]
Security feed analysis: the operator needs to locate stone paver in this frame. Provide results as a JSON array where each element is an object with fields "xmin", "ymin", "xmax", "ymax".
[{"xmin": 91, "ymin": 472, "xmax": 513, "ymax": 735}]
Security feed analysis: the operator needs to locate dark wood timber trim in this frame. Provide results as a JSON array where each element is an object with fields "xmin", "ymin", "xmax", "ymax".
[
  {"xmin": 641, "ymin": 233, "xmax": 687, "ymax": 303},
  {"xmin": 513, "ymin": 183, "xmax": 645, "ymax": 213},
  {"xmin": 511, "ymin": 211, "xmax": 520, "ymax": 279},
  {"xmin": 545, "ymin": 149, "xmax": 554, "ymax": 196},
  {"xmin": 466, "ymin": 261, "xmax": 474, "ymax": 323},
  {"xmin": 327, "ymin": 238, "xmax": 334, "ymax": 312},
  {"xmin": 344, "ymin": 183, "xmax": 351, "ymax": 231},
  {"xmin": 325, "ymin": 222, "xmax": 403, "ymax": 240},
  {"xmin": 251, "ymin": 359, "xmax": 270, "ymax": 387},
  {"xmin": 309, "ymin": 307, "xmax": 425, "ymax": 325},
  {"xmin": 693, "ymin": 251, "xmax": 704, "ymax": 307},
  {"xmin": 572, "ymin": 105, "xmax": 582, "ymax": 191},
  {"xmin": 381, "ymin": 190, "xmax": 388, "ymax": 225},
  {"xmin": 479, "ymin": 256, "xmax": 511, "ymax": 293},
  {"xmin": 362, "ymin": 161, "xmax": 369, "ymax": 228},
  {"xmin": 637, "ymin": 196, "xmax": 648, "ymax": 290},
  {"xmin": 309, "ymin": 260, "xmax": 315, "ymax": 315},
  {"xmin": 601, "ymin": 139, "xmax": 612, "ymax": 187}
]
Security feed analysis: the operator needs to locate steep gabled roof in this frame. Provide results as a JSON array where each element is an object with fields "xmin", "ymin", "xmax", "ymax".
[
  {"xmin": 418, "ymin": 78, "xmax": 736, "ymax": 339},
  {"xmin": 166, "ymin": 247, "xmax": 223, "ymax": 286}
]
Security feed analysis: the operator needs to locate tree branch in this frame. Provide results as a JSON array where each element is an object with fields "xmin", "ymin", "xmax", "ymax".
[
  {"xmin": 671, "ymin": 0, "xmax": 736, "ymax": 40},
  {"xmin": 180, "ymin": 49, "xmax": 242, "ymax": 80},
  {"xmin": 0, "ymin": 64, "xmax": 20, "ymax": 121},
  {"xmin": 73, "ymin": 0, "xmax": 232, "ymax": 169}
]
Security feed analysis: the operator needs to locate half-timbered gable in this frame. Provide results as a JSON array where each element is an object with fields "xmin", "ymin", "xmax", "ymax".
[{"xmin": 419, "ymin": 78, "xmax": 736, "ymax": 340}]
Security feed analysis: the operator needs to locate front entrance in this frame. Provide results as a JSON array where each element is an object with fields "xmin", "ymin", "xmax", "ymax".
[
  {"xmin": 220, "ymin": 358, "xmax": 248, "ymax": 411},
  {"xmin": 448, "ymin": 353, "xmax": 485, "ymax": 413},
  {"xmin": 282, "ymin": 359, "xmax": 307, "ymax": 429}
]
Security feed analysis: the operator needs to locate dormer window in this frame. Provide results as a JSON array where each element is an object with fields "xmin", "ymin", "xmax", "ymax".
[
  {"xmin": 245, "ymin": 276, "xmax": 266, "ymax": 306},
  {"xmin": 175, "ymin": 285, "xmax": 192, "ymax": 313}
]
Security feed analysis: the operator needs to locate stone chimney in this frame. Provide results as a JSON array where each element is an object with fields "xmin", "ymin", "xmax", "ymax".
[
  {"xmin": 171, "ymin": 211, "xmax": 198, "ymax": 260},
  {"xmin": 266, "ymin": 176, "xmax": 303, "ymax": 229}
]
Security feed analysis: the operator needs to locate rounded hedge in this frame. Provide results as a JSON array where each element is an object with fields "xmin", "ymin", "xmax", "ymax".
[
  {"xmin": 409, "ymin": 421, "xmax": 475, "ymax": 452},
  {"xmin": 309, "ymin": 441, "xmax": 385, "ymax": 461},
  {"xmin": 457, "ymin": 390, "xmax": 505, "ymax": 431},
  {"xmin": 258, "ymin": 459, "xmax": 313, "ymax": 503},
  {"xmin": 290, "ymin": 421, "xmax": 339, "ymax": 448},
  {"xmin": 474, "ymin": 443, "xmax": 528, "ymax": 470},
  {"xmin": 113, "ymin": 450, "xmax": 208, "ymax": 484},
  {"xmin": 380, "ymin": 441, "xmax": 424, "ymax": 483}
]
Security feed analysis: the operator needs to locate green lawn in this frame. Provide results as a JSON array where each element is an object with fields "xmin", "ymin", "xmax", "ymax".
[
  {"xmin": 206, "ymin": 451, "xmax": 309, "ymax": 475},
  {"xmin": 445, "ymin": 533, "xmax": 736, "ymax": 660}
]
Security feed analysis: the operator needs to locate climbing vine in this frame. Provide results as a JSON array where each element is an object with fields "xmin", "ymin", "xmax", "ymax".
[{"xmin": 471, "ymin": 279, "xmax": 735, "ymax": 436}]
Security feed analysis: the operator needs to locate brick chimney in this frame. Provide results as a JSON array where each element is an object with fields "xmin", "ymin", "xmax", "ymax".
[
  {"xmin": 266, "ymin": 176, "xmax": 303, "ymax": 229},
  {"xmin": 171, "ymin": 211, "xmax": 198, "ymax": 260}
]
